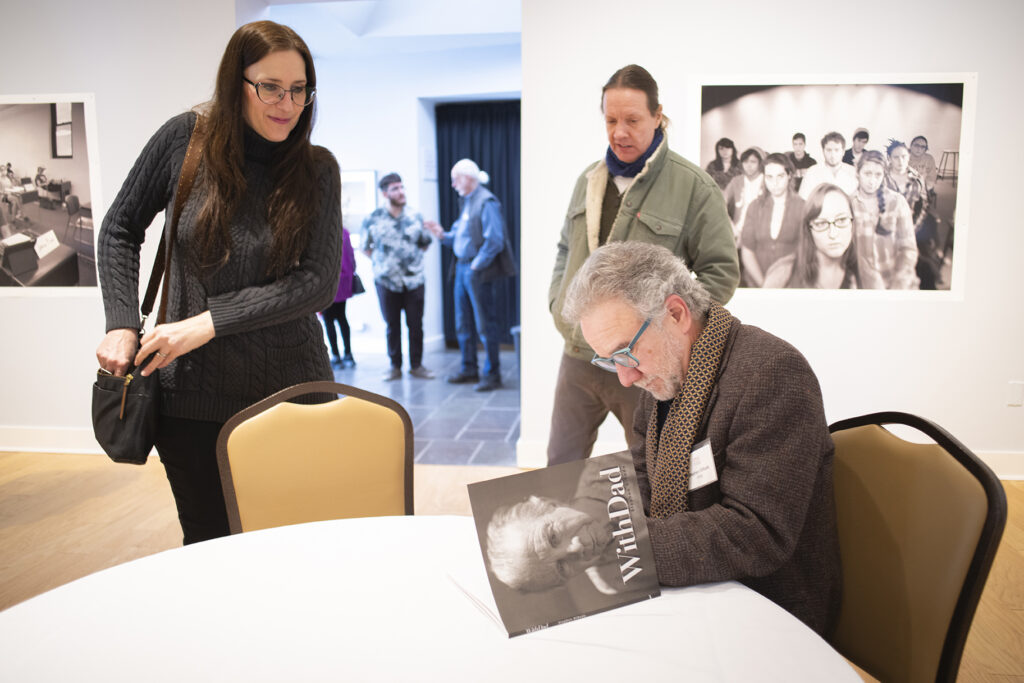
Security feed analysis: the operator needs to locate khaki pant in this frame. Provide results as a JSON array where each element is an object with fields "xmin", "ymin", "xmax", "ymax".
[{"xmin": 546, "ymin": 353, "xmax": 645, "ymax": 466}]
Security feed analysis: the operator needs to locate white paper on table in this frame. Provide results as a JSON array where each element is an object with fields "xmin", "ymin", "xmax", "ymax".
[
  {"xmin": 33, "ymin": 230, "xmax": 59, "ymax": 258},
  {"xmin": 1, "ymin": 232, "xmax": 31, "ymax": 246}
]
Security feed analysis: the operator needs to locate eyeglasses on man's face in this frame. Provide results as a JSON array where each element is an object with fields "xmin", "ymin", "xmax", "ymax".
[
  {"xmin": 243, "ymin": 78, "xmax": 316, "ymax": 107},
  {"xmin": 591, "ymin": 319, "xmax": 651, "ymax": 372},
  {"xmin": 809, "ymin": 215, "xmax": 853, "ymax": 232}
]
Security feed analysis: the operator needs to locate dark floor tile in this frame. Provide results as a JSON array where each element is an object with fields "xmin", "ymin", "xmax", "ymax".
[
  {"xmin": 468, "ymin": 408, "xmax": 519, "ymax": 431},
  {"xmin": 416, "ymin": 439, "xmax": 481, "ymax": 464},
  {"xmin": 470, "ymin": 441, "xmax": 517, "ymax": 466},
  {"xmin": 416, "ymin": 416, "xmax": 472, "ymax": 438},
  {"xmin": 326, "ymin": 347, "xmax": 520, "ymax": 466},
  {"xmin": 484, "ymin": 391, "xmax": 521, "ymax": 408},
  {"xmin": 460, "ymin": 429, "xmax": 509, "ymax": 441}
]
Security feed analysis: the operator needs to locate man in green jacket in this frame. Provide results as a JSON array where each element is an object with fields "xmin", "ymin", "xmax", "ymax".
[{"xmin": 547, "ymin": 64, "xmax": 739, "ymax": 466}]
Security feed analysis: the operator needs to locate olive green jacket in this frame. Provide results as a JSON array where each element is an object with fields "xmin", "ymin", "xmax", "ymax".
[{"xmin": 549, "ymin": 139, "xmax": 740, "ymax": 360}]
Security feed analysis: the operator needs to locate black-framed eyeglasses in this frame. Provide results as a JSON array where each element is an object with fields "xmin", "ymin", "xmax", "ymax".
[
  {"xmin": 591, "ymin": 319, "xmax": 650, "ymax": 372},
  {"xmin": 809, "ymin": 215, "xmax": 853, "ymax": 232},
  {"xmin": 243, "ymin": 77, "xmax": 316, "ymax": 107}
]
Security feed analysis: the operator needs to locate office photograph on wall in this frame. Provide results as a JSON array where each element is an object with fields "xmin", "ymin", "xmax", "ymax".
[
  {"xmin": 0, "ymin": 95, "xmax": 99, "ymax": 287},
  {"xmin": 698, "ymin": 77, "xmax": 972, "ymax": 295}
]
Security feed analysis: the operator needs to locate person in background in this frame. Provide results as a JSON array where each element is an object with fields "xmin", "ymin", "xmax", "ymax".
[
  {"xmin": 886, "ymin": 139, "xmax": 943, "ymax": 289},
  {"xmin": 740, "ymin": 153, "xmax": 804, "ymax": 287},
  {"xmin": 321, "ymin": 227, "xmax": 356, "ymax": 368},
  {"xmin": 547, "ymin": 64, "xmax": 739, "ymax": 467},
  {"xmin": 842, "ymin": 128, "xmax": 869, "ymax": 166},
  {"xmin": 722, "ymin": 147, "xmax": 764, "ymax": 244},
  {"xmin": 704, "ymin": 137, "xmax": 742, "ymax": 191},
  {"xmin": 361, "ymin": 172, "xmax": 435, "ymax": 381},
  {"xmin": 562, "ymin": 241, "xmax": 840, "ymax": 636},
  {"xmin": 851, "ymin": 150, "xmax": 918, "ymax": 289},
  {"xmin": 95, "ymin": 21, "xmax": 341, "ymax": 544},
  {"xmin": 787, "ymin": 132, "xmax": 817, "ymax": 193},
  {"xmin": 799, "ymin": 131, "xmax": 858, "ymax": 199},
  {"xmin": 885, "ymin": 140, "xmax": 928, "ymax": 228},
  {"xmin": 763, "ymin": 183, "xmax": 861, "ymax": 289},
  {"xmin": 425, "ymin": 159, "xmax": 505, "ymax": 392},
  {"xmin": 0, "ymin": 170, "xmax": 26, "ymax": 225},
  {"xmin": 908, "ymin": 135, "xmax": 938, "ymax": 193}
]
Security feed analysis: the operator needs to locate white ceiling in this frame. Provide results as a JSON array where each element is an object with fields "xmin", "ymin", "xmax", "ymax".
[{"xmin": 268, "ymin": 0, "xmax": 521, "ymax": 59}]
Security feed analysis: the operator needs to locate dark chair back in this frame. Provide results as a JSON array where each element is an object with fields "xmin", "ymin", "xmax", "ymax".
[{"xmin": 828, "ymin": 412, "xmax": 1006, "ymax": 683}]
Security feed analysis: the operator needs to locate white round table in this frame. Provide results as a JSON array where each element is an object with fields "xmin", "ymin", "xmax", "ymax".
[{"xmin": 0, "ymin": 515, "xmax": 858, "ymax": 682}]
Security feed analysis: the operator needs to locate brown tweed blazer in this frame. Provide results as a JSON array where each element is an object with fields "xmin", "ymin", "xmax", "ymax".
[{"xmin": 631, "ymin": 318, "xmax": 841, "ymax": 636}]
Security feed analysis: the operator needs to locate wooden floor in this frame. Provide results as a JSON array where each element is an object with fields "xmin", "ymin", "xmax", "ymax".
[{"xmin": 1, "ymin": 452, "xmax": 1021, "ymax": 681}]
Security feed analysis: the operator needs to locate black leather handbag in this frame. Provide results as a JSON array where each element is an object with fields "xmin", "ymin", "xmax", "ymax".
[{"xmin": 91, "ymin": 114, "xmax": 206, "ymax": 464}]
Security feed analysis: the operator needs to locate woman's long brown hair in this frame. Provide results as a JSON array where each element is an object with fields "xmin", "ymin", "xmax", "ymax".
[{"xmin": 196, "ymin": 20, "xmax": 322, "ymax": 278}]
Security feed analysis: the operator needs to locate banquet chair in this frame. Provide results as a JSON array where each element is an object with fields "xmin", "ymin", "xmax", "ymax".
[
  {"xmin": 828, "ymin": 412, "xmax": 1006, "ymax": 683},
  {"xmin": 216, "ymin": 381, "xmax": 414, "ymax": 534},
  {"xmin": 64, "ymin": 194, "xmax": 83, "ymax": 243}
]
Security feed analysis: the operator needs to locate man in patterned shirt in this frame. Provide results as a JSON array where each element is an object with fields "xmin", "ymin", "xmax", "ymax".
[{"xmin": 360, "ymin": 172, "xmax": 436, "ymax": 380}]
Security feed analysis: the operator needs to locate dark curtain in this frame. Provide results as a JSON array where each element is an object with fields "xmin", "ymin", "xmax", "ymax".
[{"xmin": 435, "ymin": 100, "xmax": 520, "ymax": 346}]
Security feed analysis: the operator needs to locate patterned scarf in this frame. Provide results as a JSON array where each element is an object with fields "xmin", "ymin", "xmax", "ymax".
[{"xmin": 648, "ymin": 301, "xmax": 733, "ymax": 518}]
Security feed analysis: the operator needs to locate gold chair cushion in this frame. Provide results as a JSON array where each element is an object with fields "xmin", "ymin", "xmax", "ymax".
[{"xmin": 226, "ymin": 396, "xmax": 407, "ymax": 531}]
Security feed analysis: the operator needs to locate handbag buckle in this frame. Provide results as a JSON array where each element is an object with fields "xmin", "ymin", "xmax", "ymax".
[{"xmin": 119, "ymin": 373, "xmax": 133, "ymax": 420}]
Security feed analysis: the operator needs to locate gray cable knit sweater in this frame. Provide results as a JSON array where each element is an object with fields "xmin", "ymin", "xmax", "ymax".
[{"xmin": 98, "ymin": 112, "xmax": 342, "ymax": 422}]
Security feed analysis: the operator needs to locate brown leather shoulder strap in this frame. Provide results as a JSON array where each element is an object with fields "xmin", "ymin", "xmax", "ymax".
[{"xmin": 140, "ymin": 113, "xmax": 207, "ymax": 327}]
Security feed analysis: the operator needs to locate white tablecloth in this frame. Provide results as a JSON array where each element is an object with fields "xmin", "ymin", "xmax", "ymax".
[{"xmin": 0, "ymin": 515, "xmax": 857, "ymax": 682}]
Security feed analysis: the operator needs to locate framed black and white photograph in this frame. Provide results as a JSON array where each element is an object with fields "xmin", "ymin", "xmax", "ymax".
[
  {"xmin": 0, "ymin": 93, "xmax": 101, "ymax": 288},
  {"xmin": 699, "ymin": 75, "xmax": 974, "ymax": 297}
]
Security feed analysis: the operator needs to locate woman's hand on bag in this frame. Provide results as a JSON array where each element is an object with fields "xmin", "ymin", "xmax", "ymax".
[
  {"xmin": 135, "ymin": 311, "xmax": 216, "ymax": 377},
  {"xmin": 96, "ymin": 328, "xmax": 139, "ymax": 376}
]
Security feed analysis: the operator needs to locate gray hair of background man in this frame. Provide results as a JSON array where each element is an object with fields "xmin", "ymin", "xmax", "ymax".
[{"xmin": 561, "ymin": 242, "xmax": 713, "ymax": 328}]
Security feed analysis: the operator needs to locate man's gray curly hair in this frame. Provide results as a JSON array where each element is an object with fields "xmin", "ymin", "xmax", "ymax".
[{"xmin": 562, "ymin": 242, "xmax": 712, "ymax": 326}]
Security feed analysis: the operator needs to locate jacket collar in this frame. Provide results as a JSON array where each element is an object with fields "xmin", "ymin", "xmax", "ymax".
[{"xmin": 583, "ymin": 134, "xmax": 670, "ymax": 251}]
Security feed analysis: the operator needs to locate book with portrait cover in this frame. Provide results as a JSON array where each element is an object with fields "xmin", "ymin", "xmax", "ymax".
[{"xmin": 464, "ymin": 451, "xmax": 660, "ymax": 637}]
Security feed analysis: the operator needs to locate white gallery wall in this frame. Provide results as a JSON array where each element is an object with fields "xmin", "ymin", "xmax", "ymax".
[
  {"xmin": 518, "ymin": 0, "xmax": 1024, "ymax": 474},
  {"xmin": 0, "ymin": 0, "xmax": 238, "ymax": 450}
]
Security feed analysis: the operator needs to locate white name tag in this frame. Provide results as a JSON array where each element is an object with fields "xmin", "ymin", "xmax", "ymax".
[{"xmin": 689, "ymin": 438, "xmax": 718, "ymax": 491}]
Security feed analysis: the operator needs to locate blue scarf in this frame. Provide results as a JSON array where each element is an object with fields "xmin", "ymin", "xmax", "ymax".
[{"xmin": 605, "ymin": 128, "xmax": 664, "ymax": 177}]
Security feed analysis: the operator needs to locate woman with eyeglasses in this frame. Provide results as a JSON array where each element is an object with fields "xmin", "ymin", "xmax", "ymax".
[
  {"xmin": 763, "ymin": 184, "xmax": 862, "ymax": 289},
  {"xmin": 95, "ymin": 21, "xmax": 341, "ymax": 544},
  {"xmin": 850, "ymin": 150, "xmax": 918, "ymax": 289}
]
